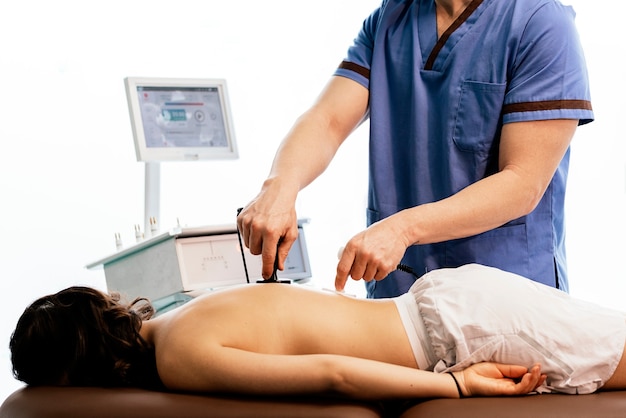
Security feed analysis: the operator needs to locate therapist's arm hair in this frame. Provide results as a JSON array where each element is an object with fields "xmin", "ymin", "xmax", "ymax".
[{"xmin": 10, "ymin": 287, "xmax": 163, "ymax": 390}]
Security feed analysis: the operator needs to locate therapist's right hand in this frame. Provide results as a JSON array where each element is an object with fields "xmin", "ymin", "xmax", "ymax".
[{"xmin": 237, "ymin": 181, "xmax": 299, "ymax": 279}]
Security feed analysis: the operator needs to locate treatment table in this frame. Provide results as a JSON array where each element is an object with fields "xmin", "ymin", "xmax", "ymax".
[{"xmin": 2, "ymin": 386, "xmax": 626, "ymax": 417}]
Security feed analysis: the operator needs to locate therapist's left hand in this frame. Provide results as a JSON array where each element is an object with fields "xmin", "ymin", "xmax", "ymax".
[{"xmin": 335, "ymin": 216, "xmax": 410, "ymax": 291}]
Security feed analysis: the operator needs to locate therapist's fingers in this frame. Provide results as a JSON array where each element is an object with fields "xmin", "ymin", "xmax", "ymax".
[
  {"xmin": 335, "ymin": 243, "xmax": 382, "ymax": 289},
  {"xmin": 237, "ymin": 206, "xmax": 276, "ymax": 278},
  {"xmin": 335, "ymin": 246, "xmax": 354, "ymax": 291},
  {"xmin": 361, "ymin": 264, "xmax": 379, "ymax": 282},
  {"xmin": 237, "ymin": 206, "xmax": 262, "ymax": 254},
  {"xmin": 255, "ymin": 222, "xmax": 299, "ymax": 278},
  {"xmin": 260, "ymin": 236, "xmax": 279, "ymax": 278},
  {"xmin": 236, "ymin": 208, "xmax": 248, "ymax": 245},
  {"xmin": 236, "ymin": 193, "xmax": 299, "ymax": 278},
  {"xmin": 274, "ymin": 227, "xmax": 298, "ymax": 272},
  {"xmin": 335, "ymin": 227, "xmax": 407, "ymax": 291}
]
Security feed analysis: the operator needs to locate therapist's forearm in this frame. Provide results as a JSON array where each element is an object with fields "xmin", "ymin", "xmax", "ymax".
[
  {"xmin": 263, "ymin": 76, "xmax": 368, "ymax": 196},
  {"xmin": 264, "ymin": 110, "xmax": 343, "ymax": 195},
  {"xmin": 400, "ymin": 119, "xmax": 576, "ymax": 246},
  {"xmin": 399, "ymin": 168, "xmax": 545, "ymax": 246}
]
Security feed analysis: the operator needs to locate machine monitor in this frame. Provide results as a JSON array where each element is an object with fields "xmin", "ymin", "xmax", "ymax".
[{"xmin": 124, "ymin": 77, "xmax": 238, "ymax": 162}]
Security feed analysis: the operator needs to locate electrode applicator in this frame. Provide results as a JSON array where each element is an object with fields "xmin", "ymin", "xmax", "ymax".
[{"xmin": 236, "ymin": 207, "xmax": 290, "ymax": 284}]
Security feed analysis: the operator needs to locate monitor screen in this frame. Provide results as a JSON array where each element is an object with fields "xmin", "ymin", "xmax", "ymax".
[{"xmin": 124, "ymin": 77, "xmax": 238, "ymax": 162}]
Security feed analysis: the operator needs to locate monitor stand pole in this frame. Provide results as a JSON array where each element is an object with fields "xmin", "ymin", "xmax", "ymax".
[{"xmin": 144, "ymin": 162, "xmax": 160, "ymax": 237}]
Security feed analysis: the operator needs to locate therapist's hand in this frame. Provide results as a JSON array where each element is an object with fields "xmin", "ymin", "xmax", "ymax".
[
  {"xmin": 237, "ymin": 180, "xmax": 299, "ymax": 279},
  {"xmin": 335, "ymin": 215, "xmax": 411, "ymax": 291}
]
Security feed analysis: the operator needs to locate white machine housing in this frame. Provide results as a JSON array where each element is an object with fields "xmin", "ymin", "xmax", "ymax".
[{"xmin": 87, "ymin": 220, "xmax": 312, "ymax": 307}]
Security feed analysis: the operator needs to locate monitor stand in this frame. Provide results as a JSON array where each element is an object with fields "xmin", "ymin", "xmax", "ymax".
[{"xmin": 144, "ymin": 162, "xmax": 160, "ymax": 236}]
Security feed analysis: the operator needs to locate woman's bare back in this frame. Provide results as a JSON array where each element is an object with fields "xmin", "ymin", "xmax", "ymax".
[{"xmin": 141, "ymin": 284, "xmax": 417, "ymax": 391}]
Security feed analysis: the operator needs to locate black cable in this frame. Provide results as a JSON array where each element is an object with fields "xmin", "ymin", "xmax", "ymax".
[
  {"xmin": 235, "ymin": 207, "xmax": 250, "ymax": 283},
  {"xmin": 396, "ymin": 263, "xmax": 421, "ymax": 280}
]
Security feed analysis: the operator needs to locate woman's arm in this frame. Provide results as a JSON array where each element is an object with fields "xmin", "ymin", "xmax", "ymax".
[{"xmin": 159, "ymin": 345, "xmax": 544, "ymax": 399}]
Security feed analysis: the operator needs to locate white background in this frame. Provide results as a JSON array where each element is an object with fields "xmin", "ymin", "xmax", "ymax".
[{"xmin": 0, "ymin": 0, "xmax": 623, "ymax": 403}]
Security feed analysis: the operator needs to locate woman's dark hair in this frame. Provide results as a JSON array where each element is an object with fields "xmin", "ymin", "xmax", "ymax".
[{"xmin": 10, "ymin": 286, "xmax": 163, "ymax": 390}]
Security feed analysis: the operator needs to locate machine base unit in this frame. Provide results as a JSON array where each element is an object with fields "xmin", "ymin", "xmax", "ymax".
[{"xmin": 87, "ymin": 221, "xmax": 312, "ymax": 305}]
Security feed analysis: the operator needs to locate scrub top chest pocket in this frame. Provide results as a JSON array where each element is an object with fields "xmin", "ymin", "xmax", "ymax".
[{"xmin": 452, "ymin": 80, "xmax": 506, "ymax": 154}]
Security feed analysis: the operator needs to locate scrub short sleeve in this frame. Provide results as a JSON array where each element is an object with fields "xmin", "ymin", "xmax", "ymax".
[
  {"xmin": 333, "ymin": 4, "xmax": 384, "ymax": 89},
  {"xmin": 504, "ymin": 2, "xmax": 593, "ymax": 125}
]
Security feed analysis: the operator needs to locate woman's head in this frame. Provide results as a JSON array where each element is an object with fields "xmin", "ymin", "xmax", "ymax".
[{"xmin": 10, "ymin": 286, "xmax": 161, "ymax": 389}]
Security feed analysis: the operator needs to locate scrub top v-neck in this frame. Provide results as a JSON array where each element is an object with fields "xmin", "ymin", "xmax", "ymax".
[
  {"xmin": 420, "ymin": 0, "xmax": 486, "ymax": 71},
  {"xmin": 334, "ymin": 0, "xmax": 594, "ymax": 298}
]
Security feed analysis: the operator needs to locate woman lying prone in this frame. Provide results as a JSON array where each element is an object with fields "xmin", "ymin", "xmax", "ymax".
[{"xmin": 10, "ymin": 264, "xmax": 626, "ymax": 399}]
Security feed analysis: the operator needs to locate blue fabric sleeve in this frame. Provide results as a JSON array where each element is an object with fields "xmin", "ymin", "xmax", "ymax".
[
  {"xmin": 332, "ymin": 4, "xmax": 383, "ymax": 89},
  {"xmin": 504, "ymin": 2, "xmax": 593, "ymax": 124}
]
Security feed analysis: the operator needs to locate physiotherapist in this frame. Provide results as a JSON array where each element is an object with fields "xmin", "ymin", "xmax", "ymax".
[{"xmin": 237, "ymin": 0, "xmax": 594, "ymax": 298}]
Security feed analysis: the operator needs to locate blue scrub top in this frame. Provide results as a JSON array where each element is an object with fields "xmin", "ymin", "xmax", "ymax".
[{"xmin": 334, "ymin": 0, "xmax": 594, "ymax": 298}]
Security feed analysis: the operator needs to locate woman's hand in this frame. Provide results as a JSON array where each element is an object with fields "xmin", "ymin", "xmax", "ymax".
[{"xmin": 457, "ymin": 362, "xmax": 546, "ymax": 397}]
